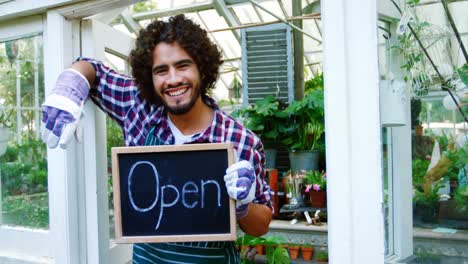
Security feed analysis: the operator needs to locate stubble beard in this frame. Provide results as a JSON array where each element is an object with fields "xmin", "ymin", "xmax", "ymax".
[{"xmin": 163, "ymin": 83, "xmax": 201, "ymax": 115}]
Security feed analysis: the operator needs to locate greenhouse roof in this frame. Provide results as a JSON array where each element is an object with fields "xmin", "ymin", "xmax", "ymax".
[{"xmin": 100, "ymin": 0, "xmax": 323, "ymax": 100}]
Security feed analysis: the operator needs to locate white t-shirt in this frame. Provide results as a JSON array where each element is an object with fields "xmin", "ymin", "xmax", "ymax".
[{"xmin": 167, "ymin": 116, "xmax": 200, "ymax": 145}]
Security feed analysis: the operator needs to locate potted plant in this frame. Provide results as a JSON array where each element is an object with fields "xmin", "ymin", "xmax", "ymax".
[
  {"xmin": 413, "ymin": 177, "xmax": 445, "ymax": 223},
  {"xmin": 288, "ymin": 243, "xmax": 300, "ymax": 260},
  {"xmin": 233, "ymin": 95, "xmax": 288, "ymax": 168},
  {"xmin": 262, "ymin": 236, "xmax": 289, "ymax": 264},
  {"xmin": 247, "ymin": 236, "xmax": 265, "ymax": 256},
  {"xmin": 316, "ymin": 250, "xmax": 328, "ymax": 262},
  {"xmin": 237, "ymin": 235, "xmax": 290, "ymax": 264},
  {"xmin": 0, "ymin": 107, "xmax": 13, "ymax": 156},
  {"xmin": 300, "ymin": 244, "xmax": 314, "ymax": 261},
  {"xmin": 303, "ymin": 170, "xmax": 327, "ymax": 208},
  {"xmin": 453, "ymin": 185, "xmax": 468, "ymax": 214},
  {"xmin": 282, "ymin": 86, "xmax": 325, "ymax": 172}
]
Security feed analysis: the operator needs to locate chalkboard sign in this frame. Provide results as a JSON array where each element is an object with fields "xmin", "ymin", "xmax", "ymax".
[{"xmin": 111, "ymin": 143, "xmax": 236, "ymax": 243}]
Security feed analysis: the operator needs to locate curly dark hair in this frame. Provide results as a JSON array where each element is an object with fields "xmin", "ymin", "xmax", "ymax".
[{"xmin": 129, "ymin": 15, "xmax": 223, "ymax": 106}]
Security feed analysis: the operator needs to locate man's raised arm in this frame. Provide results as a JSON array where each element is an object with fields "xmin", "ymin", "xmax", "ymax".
[{"xmin": 41, "ymin": 61, "xmax": 95, "ymax": 149}]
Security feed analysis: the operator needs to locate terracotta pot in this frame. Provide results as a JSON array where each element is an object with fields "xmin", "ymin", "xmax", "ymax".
[
  {"xmin": 310, "ymin": 191, "xmax": 327, "ymax": 208},
  {"xmin": 301, "ymin": 246, "xmax": 314, "ymax": 260},
  {"xmin": 254, "ymin": 244, "xmax": 264, "ymax": 255},
  {"xmin": 267, "ymin": 169, "xmax": 280, "ymax": 218},
  {"xmin": 415, "ymin": 125, "xmax": 423, "ymax": 136},
  {"xmin": 289, "ymin": 245, "xmax": 300, "ymax": 260},
  {"xmin": 241, "ymin": 245, "xmax": 250, "ymax": 254}
]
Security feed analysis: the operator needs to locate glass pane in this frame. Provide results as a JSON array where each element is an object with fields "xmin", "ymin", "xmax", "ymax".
[
  {"xmin": 104, "ymin": 51, "xmax": 126, "ymax": 239},
  {"xmin": 0, "ymin": 35, "xmax": 48, "ymax": 229},
  {"xmin": 378, "ymin": 1, "xmax": 468, "ymax": 262}
]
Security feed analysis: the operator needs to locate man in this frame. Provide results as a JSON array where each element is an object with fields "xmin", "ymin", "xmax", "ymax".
[{"xmin": 41, "ymin": 15, "xmax": 272, "ymax": 263}]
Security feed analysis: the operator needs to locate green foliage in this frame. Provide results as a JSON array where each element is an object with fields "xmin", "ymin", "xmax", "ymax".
[
  {"xmin": 453, "ymin": 185, "xmax": 468, "ymax": 214},
  {"xmin": 0, "ymin": 143, "xmax": 19, "ymax": 162},
  {"xmin": 0, "ymin": 36, "xmax": 45, "ymax": 138},
  {"xmin": 412, "ymin": 158, "xmax": 430, "ymax": 189},
  {"xmin": 0, "ymin": 139, "xmax": 47, "ymax": 197},
  {"xmin": 106, "ymin": 117, "xmax": 125, "ymax": 208},
  {"xmin": 282, "ymin": 89, "xmax": 324, "ymax": 151},
  {"xmin": 2, "ymin": 193, "xmax": 48, "ymax": 229},
  {"xmin": 411, "ymin": 99, "xmax": 422, "ymax": 128},
  {"xmin": 232, "ymin": 95, "xmax": 288, "ymax": 148},
  {"xmin": 106, "ymin": 117, "xmax": 124, "ymax": 156},
  {"xmin": 302, "ymin": 170, "xmax": 327, "ymax": 191},
  {"xmin": 232, "ymin": 76, "xmax": 241, "ymax": 99},
  {"xmin": 268, "ymin": 246, "xmax": 289, "ymax": 264},
  {"xmin": 407, "ymin": 0, "xmax": 421, "ymax": 5},
  {"xmin": 458, "ymin": 63, "xmax": 468, "ymax": 86},
  {"xmin": 132, "ymin": 2, "xmax": 157, "ymax": 13},
  {"xmin": 237, "ymin": 235, "xmax": 289, "ymax": 264},
  {"xmin": 413, "ymin": 177, "xmax": 445, "ymax": 206},
  {"xmin": 0, "ymin": 108, "xmax": 13, "ymax": 127},
  {"xmin": 304, "ymin": 73, "xmax": 323, "ymax": 93},
  {"xmin": 444, "ymin": 143, "xmax": 468, "ymax": 180},
  {"xmin": 316, "ymin": 250, "xmax": 329, "ymax": 261},
  {"xmin": 392, "ymin": 15, "xmax": 432, "ymax": 96}
]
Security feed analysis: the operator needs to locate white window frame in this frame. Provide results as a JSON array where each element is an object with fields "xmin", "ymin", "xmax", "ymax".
[
  {"xmin": 0, "ymin": 15, "xmax": 53, "ymax": 262},
  {"xmin": 321, "ymin": 0, "xmax": 385, "ymax": 263},
  {"xmin": 44, "ymin": 2, "xmax": 140, "ymax": 263},
  {"xmin": 1, "ymin": 2, "xmax": 146, "ymax": 263},
  {"xmin": 1, "ymin": 0, "xmax": 399, "ymax": 263}
]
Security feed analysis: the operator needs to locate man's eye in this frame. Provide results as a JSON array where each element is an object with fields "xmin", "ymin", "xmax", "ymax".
[{"xmin": 154, "ymin": 70, "xmax": 167, "ymax": 75}]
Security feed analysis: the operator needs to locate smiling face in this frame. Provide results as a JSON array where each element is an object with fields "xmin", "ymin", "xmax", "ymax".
[{"xmin": 152, "ymin": 42, "xmax": 202, "ymax": 115}]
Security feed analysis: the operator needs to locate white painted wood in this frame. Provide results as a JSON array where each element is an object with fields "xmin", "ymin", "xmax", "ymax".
[
  {"xmin": 44, "ymin": 10, "xmax": 81, "ymax": 264},
  {"xmin": 0, "ymin": 13, "xmax": 53, "ymax": 261},
  {"xmin": 0, "ymin": 226, "xmax": 50, "ymax": 259},
  {"xmin": 0, "ymin": 0, "xmax": 81, "ymax": 22},
  {"xmin": 0, "ymin": 15, "xmax": 43, "ymax": 42},
  {"xmin": 385, "ymin": 22, "xmax": 414, "ymax": 262},
  {"xmin": 377, "ymin": 0, "xmax": 401, "ymax": 21},
  {"xmin": 321, "ymin": 0, "xmax": 385, "ymax": 263},
  {"xmin": 58, "ymin": 0, "xmax": 141, "ymax": 19},
  {"xmin": 81, "ymin": 18, "xmax": 134, "ymax": 264},
  {"xmin": 388, "ymin": 103, "xmax": 414, "ymax": 262}
]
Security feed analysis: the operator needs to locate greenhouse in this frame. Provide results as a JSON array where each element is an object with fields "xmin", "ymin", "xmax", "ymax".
[{"xmin": 0, "ymin": 0, "xmax": 467, "ymax": 263}]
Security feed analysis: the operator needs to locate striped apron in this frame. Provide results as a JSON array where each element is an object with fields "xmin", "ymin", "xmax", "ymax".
[{"xmin": 132, "ymin": 127, "xmax": 240, "ymax": 264}]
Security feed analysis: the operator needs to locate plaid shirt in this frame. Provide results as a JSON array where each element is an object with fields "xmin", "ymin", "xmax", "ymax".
[{"xmin": 78, "ymin": 57, "xmax": 271, "ymax": 207}]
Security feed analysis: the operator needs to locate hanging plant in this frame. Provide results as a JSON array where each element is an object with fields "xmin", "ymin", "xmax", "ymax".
[{"xmin": 5, "ymin": 40, "xmax": 19, "ymax": 65}]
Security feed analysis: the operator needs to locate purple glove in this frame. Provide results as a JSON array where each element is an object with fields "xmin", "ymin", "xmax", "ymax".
[
  {"xmin": 41, "ymin": 69, "xmax": 89, "ymax": 149},
  {"xmin": 224, "ymin": 160, "xmax": 257, "ymax": 219}
]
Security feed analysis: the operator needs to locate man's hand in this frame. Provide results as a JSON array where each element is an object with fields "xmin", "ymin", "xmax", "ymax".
[
  {"xmin": 41, "ymin": 69, "xmax": 89, "ymax": 149},
  {"xmin": 224, "ymin": 160, "xmax": 257, "ymax": 219}
]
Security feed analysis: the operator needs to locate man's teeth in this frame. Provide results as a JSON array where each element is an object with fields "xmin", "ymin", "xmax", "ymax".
[{"xmin": 168, "ymin": 88, "xmax": 188, "ymax": 97}]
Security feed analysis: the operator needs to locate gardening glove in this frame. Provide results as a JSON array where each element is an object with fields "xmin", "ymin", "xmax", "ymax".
[
  {"xmin": 41, "ymin": 69, "xmax": 89, "ymax": 149},
  {"xmin": 224, "ymin": 160, "xmax": 257, "ymax": 219}
]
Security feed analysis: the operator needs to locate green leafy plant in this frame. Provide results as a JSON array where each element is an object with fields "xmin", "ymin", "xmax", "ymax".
[
  {"xmin": 282, "ymin": 89, "xmax": 324, "ymax": 151},
  {"xmin": 305, "ymin": 73, "xmax": 323, "ymax": 93},
  {"xmin": 316, "ymin": 250, "xmax": 329, "ymax": 261},
  {"xmin": 238, "ymin": 235, "xmax": 289, "ymax": 264},
  {"xmin": 457, "ymin": 63, "xmax": 468, "ymax": 86},
  {"xmin": 444, "ymin": 142, "xmax": 468, "ymax": 181},
  {"xmin": 302, "ymin": 170, "xmax": 327, "ymax": 192},
  {"xmin": 2, "ymin": 193, "xmax": 49, "ymax": 229},
  {"xmin": 233, "ymin": 95, "xmax": 288, "ymax": 148},
  {"xmin": 414, "ymin": 178, "xmax": 445, "ymax": 204},
  {"xmin": 453, "ymin": 185, "xmax": 468, "ymax": 214},
  {"xmin": 412, "ymin": 158, "xmax": 430, "ymax": 190},
  {"xmin": 0, "ymin": 108, "xmax": 13, "ymax": 128}
]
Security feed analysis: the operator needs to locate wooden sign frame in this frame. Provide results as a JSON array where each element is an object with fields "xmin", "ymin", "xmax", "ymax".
[{"xmin": 111, "ymin": 143, "xmax": 236, "ymax": 243}]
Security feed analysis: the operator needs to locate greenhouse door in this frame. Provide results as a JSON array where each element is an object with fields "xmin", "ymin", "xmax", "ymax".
[{"xmin": 80, "ymin": 18, "xmax": 134, "ymax": 264}]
